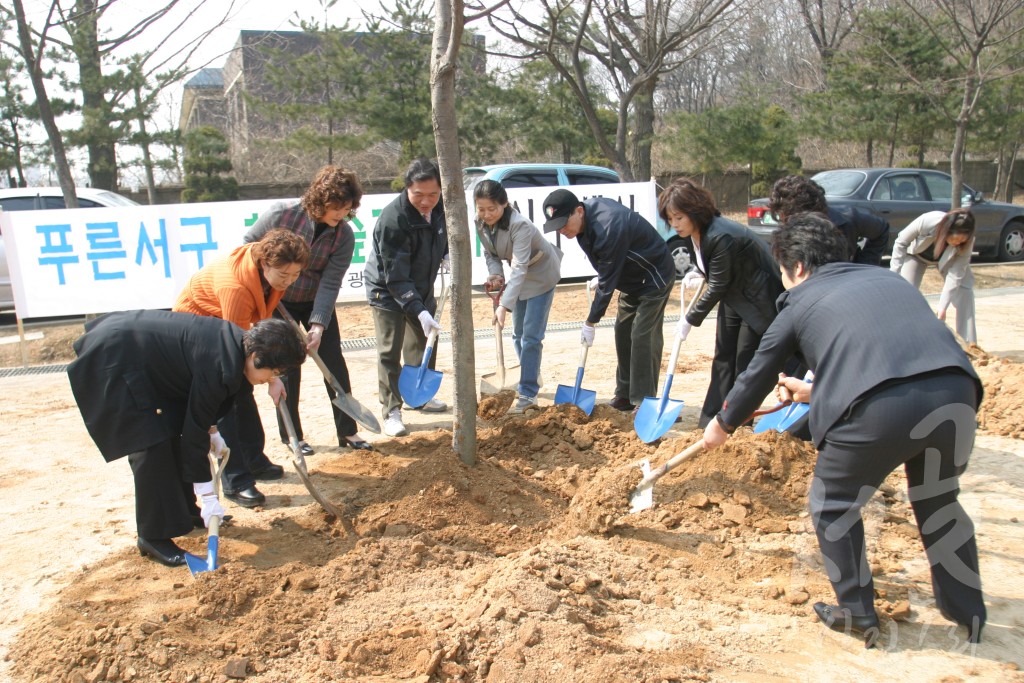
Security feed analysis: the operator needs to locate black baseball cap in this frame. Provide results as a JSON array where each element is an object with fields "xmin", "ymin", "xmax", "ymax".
[{"xmin": 542, "ymin": 189, "xmax": 582, "ymax": 233}]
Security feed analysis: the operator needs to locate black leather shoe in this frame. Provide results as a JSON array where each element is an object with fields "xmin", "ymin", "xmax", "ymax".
[
  {"xmin": 814, "ymin": 602, "xmax": 881, "ymax": 648},
  {"xmin": 342, "ymin": 437, "xmax": 374, "ymax": 451},
  {"xmin": 191, "ymin": 514, "xmax": 233, "ymax": 529},
  {"xmin": 608, "ymin": 396, "xmax": 635, "ymax": 411},
  {"xmin": 252, "ymin": 463, "xmax": 285, "ymax": 481},
  {"xmin": 137, "ymin": 537, "xmax": 187, "ymax": 567},
  {"xmin": 224, "ymin": 486, "xmax": 266, "ymax": 508}
]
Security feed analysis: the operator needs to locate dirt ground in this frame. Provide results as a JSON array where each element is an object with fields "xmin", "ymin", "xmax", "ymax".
[{"xmin": 1, "ymin": 265, "xmax": 1023, "ymax": 683}]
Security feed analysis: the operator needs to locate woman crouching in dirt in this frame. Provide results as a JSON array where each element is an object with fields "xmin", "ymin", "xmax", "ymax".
[
  {"xmin": 67, "ymin": 312, "xmax": 306, "ymax": 568},
  {"xmin": 702, "ymin": 213, "xmax": 986, "ymax": 648},
  {"xmin": 890, "ymin": 208, "xmax": 978, "ymax": 343}
]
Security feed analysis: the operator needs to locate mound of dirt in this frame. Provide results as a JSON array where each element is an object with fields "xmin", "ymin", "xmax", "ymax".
[
  {"xmin": 12, "ymin": 393, "xmax": 944, "ymax": 683},
  {"xmin": 962, "ymin": 342, "xmax": 1024, "ymax": 439}
]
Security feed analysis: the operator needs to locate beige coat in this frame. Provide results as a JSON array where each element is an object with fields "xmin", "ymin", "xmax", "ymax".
[{"xmin": 890, "ymin": 210, "xmax": 974, "ymax": 313}]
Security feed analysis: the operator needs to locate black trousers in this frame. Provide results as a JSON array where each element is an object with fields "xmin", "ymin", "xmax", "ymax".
[
  {"xmin": 274, "ymin": 301, "xmax": 356, "ymax": 444},
  {"xmin": 127, "ymin": 438, "xmax": 199, "ymax": 540},
  {"xmin": 698, "ymin": 302, "xmax": 762, "ymax": 427},
  {"xmin": 614, "ymin": 280, "xmax": 673, "ymax": 406},
  {"xmin": 810, "ymin": 370, "xmax": 985, "ymax": 629},
  {"xmin": 219, "ymin": 383, "xmax": 273, "ymax": 492}
]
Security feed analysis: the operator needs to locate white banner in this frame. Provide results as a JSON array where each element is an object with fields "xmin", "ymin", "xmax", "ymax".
[{"xmin": 0, "ymin": 181, "xmax": 661, "ymax": 318}]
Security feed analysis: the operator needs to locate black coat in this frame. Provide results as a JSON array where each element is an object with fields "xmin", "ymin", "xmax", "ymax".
[
  {"xmin": 578, "ymin": 197, "xmax": 675, "ymax": 324},
  {"xmin": 685, "ymin": 216, "xmax": 783, "ymax": 335},
  {"xmin": 829, "ymin": 206, "xmax": 890, "ymax": 266},
  {"xmin": 67, "ymin": 310, "xmax": 248, "ymax": 482},
  {"xmin": 719, "ymin": 262, "xmax": 982, "ymax": 444},
  {"xmin": 362, "ymin": 191, "xmax": 448, "ymax": 317}
]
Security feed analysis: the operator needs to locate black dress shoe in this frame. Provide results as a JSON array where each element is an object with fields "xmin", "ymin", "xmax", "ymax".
[
  {"xmin": 252, "ymin": 463, "xmax": 285, "ymax": 481},
  {"xmin": 137, "ymin": 537, "xmax": 187, "ymax": 567},
  {"xmin": 813, "ymin": 602, "xmax": 881, "ymax": 648},
  {"xmin": 342, "ymin": 437, "xmax": 374, "ymax": 451},
  {"xmin": 191, "ymin": 514, "xmax": 233, "ymax": 529},
  {"xmin": 608, "ymin": 396, "xmax": 635, "ymax": 411},
  {"xmin": 224, "ymin": 486, "xmax": 266, "ymax": 508}
]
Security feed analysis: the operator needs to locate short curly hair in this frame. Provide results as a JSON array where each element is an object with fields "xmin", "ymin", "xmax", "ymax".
[
  {"xmin": 657, "ymin": 178, "xmax": 719, "ymax": 232},
  {"xmin": 301, "ymin": 166, "xmax": 363, "ymax": 221},
  {"xmin": 251, "ymin": 229, "xmax": 310, "ymax": 269},
  {"xmin": 768, "ymin": 175, "xmax": 827, "ymax": 222}
]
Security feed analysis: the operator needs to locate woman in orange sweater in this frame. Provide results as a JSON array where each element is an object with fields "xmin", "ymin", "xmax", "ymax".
[{"xmin": 174, "ymin": 229, "xmax": 310, "ymax": 508}]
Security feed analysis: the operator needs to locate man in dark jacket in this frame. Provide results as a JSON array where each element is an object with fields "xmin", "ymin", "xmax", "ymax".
[
  {"xmin": 67, "ymin": 311, "xmax": 306, "ymax": 568},
  {"xmin": 363, "ymin": 158, "xmax": 449, "ymax": 436},
  {"xmin": 768, "ymin": 174, "xmax": 890, "ymax": 265},
  {"xmin": 543, "ymin": 188, "xmax": 675, "ymax": 410},
  {"xmin": 705, "ymin": 213, "xmax": 985, "ymax": 647}
]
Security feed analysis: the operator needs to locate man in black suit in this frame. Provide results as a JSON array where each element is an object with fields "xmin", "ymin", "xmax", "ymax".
[
  {"xmin": 68, "ymin": 311, "xmax": 306, "ymax": 568},
  {"xmin": 704, "ymin": 213, "xmax": 985, "ymax": 647}
]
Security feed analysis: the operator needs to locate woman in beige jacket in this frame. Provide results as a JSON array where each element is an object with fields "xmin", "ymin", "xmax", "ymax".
[
  {"xmin": 890, "ymin": 208, "xmax": 977, "ymax": 343},
  {"xmin": 474, "ymin": 180, "xmax": 562, "ymax": 414}
]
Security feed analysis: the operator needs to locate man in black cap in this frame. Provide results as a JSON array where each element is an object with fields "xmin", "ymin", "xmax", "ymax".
[{"xmin": 542, "ymin": 188, "xmax": 675, "ymax": 411}]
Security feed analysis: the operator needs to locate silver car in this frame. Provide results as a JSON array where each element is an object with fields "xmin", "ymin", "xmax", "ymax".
[{"xmin": 0, "ymin": 187, "xmax": 140, "ymax": 312}]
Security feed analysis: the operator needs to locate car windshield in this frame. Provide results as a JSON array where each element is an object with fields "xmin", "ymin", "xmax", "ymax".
[
  {"xmin": 811, "ymin": 171, "xmax": 866, "ymax": 197},
  {"xmin": 462, "ymin": 170, "xmax": 485, "ymax": 190}
]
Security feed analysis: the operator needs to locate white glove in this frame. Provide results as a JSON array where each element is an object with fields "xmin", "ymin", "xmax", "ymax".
[
  {"xmin": 193, "ymin": 482, "xmax": 225, "ymax": 528},
  {"xmin": 587, "ymin": 276, "xmax": 599, "ymax": 292},
  {"xmin": 580, "ymin": 323, "xmax": 595, "ymax": 347},
  {"xmin": 682, "ymin": 269, "xmax": 704, "ymax": 291},
  {"xmin": 418, "ymin": 310, "xmax": 442, "ymax": 338},
  {"xmin": 209, "ymin": 431, "xmax": 228, "ymax": 459},
  {"xmin": 676, "ymin": 318, "xmax": 692, "ymax": 341},
  {"xmin": 441, "ymin": 254, "xmax": 451, "ymax": 273}
]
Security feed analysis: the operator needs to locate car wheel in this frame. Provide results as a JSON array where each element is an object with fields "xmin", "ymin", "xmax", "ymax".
[
  {"xmin": 998, "ymin": 221, "xmax": 1024, "ymax": 262},
  {"xmin": 666, "ymin": 236, "xmax": 693, "ymax": 279}
]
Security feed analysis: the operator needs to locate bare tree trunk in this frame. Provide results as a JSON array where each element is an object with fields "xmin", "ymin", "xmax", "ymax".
[
  {"xmin": 431, "ymin": 0, "xmax": 476, "ymax": 466},
  {"xmin": 12, "ymin": 0, "xmax": 78, "ymax": 206},
  {"xmin": 629, "ymin": 79, "xmax": 656, "ymax": 182},
  {"xmin": 132, "ymin": 84, "xmax": 157, "ymax": 204}
]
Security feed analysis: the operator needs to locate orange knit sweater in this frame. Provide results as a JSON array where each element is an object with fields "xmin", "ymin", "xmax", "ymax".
[{"xmin": 173, "ymin": 244, "xmax": 283, "ymax": 329}]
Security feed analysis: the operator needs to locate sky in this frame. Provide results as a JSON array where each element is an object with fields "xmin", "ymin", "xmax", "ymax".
[{"xmin": 13, "ymin": 0, "xmax": 387, "ymax": 187}]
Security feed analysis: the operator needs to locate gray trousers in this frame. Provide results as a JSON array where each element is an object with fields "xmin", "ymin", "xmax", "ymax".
[
  {"xmin": 811, "ymin": 370, "xmax": 984, "ymax": 630},
  {"xmin": 614, "ymin": 280, "xmax": 673, "ymax": 406},
  {"xmin": 371, "ymin": 305, "xmax": 434, "ymax": 417},
  {"xmin": 898, "ymin": 257, "xmax": 977, "ymax": 343}
]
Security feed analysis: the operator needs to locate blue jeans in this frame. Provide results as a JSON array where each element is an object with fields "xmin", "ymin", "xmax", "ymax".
[{"xmin": 511, "ymin": 287, "xmax": 555, "ymax": 398}]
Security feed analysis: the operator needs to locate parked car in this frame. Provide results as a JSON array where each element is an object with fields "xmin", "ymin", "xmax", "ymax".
[
  {"xmin": 462, "ymin": 163, "xmax": 693, "ymax": 277},
  {"xmin": 0, "ymin": 187, "xmax": 140, "ymax": 312},
  {"xmin": 747, "ymin": 168, "xmax": 1024, "ymax": 262}
]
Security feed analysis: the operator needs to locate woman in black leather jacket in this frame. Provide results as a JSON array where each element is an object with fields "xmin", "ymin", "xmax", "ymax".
[{"xmin": 658, "ymin": 178, "xmax": 784, "ymax": 427}]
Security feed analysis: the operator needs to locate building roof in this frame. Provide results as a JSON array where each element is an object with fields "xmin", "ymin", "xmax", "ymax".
[{"xmin": 183, "ymin": 68, "xmax": 224, "ymax": 90}]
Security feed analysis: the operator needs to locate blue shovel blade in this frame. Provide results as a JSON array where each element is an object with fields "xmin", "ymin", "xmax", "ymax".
[
  {"xmin": 398, "ymin": 366, "xmax": 443, "ymax": 409},
  {"xmin": 554, "ymin": 384, "xmax": 597, "ymax": 416},
  {"xmin": 754, "ymin": 403, "xmax": 809, "ymax": 433},
  {"xmin": 776, "ymin": 402, "xmax": 810, "ymax": 432},
  {"xmin": 634, "ymin": 397, "xmax": 685, "ymax": 443},
  {"xmin": 184, "ymin": 534, "xmax": 219, "ymax": 576}
]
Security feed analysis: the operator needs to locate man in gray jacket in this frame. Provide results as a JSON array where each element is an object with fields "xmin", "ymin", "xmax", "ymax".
[
  {"xmin": 543, "ymin": 188, "xmax": 675, "ymax": 410},
  {"xmin": 363, "ymin": 158, "xmax": 449, "ymax": 436}
]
